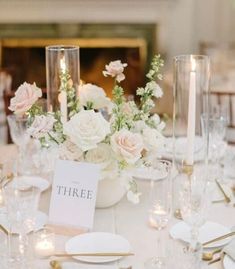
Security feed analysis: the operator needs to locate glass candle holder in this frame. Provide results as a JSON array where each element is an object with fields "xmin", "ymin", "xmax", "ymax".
[
  {"xmin": 173, "ymin": 55, "xmax": 210, "ymax": 166},
  {"xmin": 46, "ymin": 45, "xmax": 80, "ymax": 123},
  {"xmin": 172, "ymin": 55, "xmax": 210, "ymax": 219},
  {"xmin": 34, "ymin": 228, "xmax": 55, "ymax": 258}
]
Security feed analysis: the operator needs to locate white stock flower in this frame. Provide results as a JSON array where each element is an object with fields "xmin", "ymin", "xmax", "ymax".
[
  {"xmin": 78, "ymin": 83, "xmax": 111, "ymax": 109},
  {"xmin": 63, "ymin": 110, "xmax": 110, "ymax": 152},
  {"xmin": 146, "ymin": 81, "xmax": 163, "ymax": 98},
  {"xmin": 59, "ymin": 140, "xmax": 83, "ymax": 161},
  {"xmin": 127, "ymin": 191, "xmax": 141, "ymax": 204},
  {"xmin": 27, "ymin": 114, "xmax": 56, "ymax": 139},
  {"xmin": 157, "ymin": 121, "xmax": 166, "ymax": 131},
  {"xmin": 110, "ymin": 129, "xmax": 144, "ymax": 164},
  {"xmin": 103, "ymin": 60, "xmax": 127, "ymax": 82},
  {"xmin": 150, "ymin": 114, "xmax": 166, "ymax": 131},
  {"xmin": 132, "ymin": 120, "xmax": 148, "ymax": 133},
  {"xmin": 142, "ymin": 127, "xmax": 165, "ymax": 151},
  {"xmin": 151, "ymin": 114, "xmax": 160, "ymax": 125},
  {"xmin": 9, "ymin": 82, "xmax": 42, "ymax": 115}
]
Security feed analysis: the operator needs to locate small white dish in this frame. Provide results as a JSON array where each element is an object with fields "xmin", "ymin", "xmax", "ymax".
[
  {"xmin": 170, "ymin": 221, "xmax": 231, "ymax": 248},
  {"xmin": 132, "ymin": 167, "xmax": 167, "ymax": 181},
  {"xmin": 11, "ymin": 176, "xmax": 50, "ymax": 192},
  {"xmin": 0, "ymin": 208, "xmax": 48, "ymax": 233},
  {"xmin": 223, "ymin": 254, "xmax": 235, "ymax": 269},
  {"xmin": 65, "ymin": 232, "xmax": 131, "ymax": 263}
]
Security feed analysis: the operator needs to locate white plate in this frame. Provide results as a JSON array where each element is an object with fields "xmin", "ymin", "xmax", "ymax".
[
  {"xmin": 170, "ymin": 221, "xmax": 231, "ymax": 248},
  {"xmin": 223, "ymin": 255, "xmax": 235, "ymax": 269},
  {"xmin": 65, "ymin": 232, "xmax": 131, "ymax": 263},
  {"xmin": 161, "ymin": 136, "xmax": 204, "ymax": 162},
  {"xmin": 11, "ymin": 176, "xmax": 50, "ymax": 192},
  {"xmin": 0, "ymin": 208, "xmax": 48, "ymax": 233}
]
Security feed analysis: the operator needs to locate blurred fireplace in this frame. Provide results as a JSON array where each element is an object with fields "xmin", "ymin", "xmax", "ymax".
[{"xmin": 0, "ymin": 37, "xmax": 148, "ymax": 98}]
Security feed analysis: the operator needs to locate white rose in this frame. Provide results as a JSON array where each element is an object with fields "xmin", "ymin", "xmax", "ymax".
[
  {"xmin": 111, "ymin": 129, "xmax": 144, "ymax": 164},
  {"xmin": 27, "ymin": 114, "xmax": 56, "ymax": 139},
  {"xmin": 9, "ymin": 82, "xmax": 42, "ymax": 115},
  {"xmin": 86, "ymin": 143, "xmax": 113, "ymax": 168},
  {"xmin": 142, "ymin": 127, "xmax": 165, "ymax": 151},
  {"xmin": 78, "ymin": 83, "xmax": 111, "ymax": 110},
  {"xmin": 59, "ymin": 140, "xmax": 83, "ymax": 161},
  {"xmin": 63, "ymin": 110, "xmax": 110, "ymax": 152}
]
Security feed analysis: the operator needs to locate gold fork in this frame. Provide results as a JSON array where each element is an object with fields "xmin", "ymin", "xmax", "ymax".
[{"xmin": 215, "ymin": 179, "xmax": 231, "ymax": 204}]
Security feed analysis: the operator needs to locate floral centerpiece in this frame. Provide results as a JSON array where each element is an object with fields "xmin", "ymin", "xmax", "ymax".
[{"xmin": 9, "ymin": 55, "xmax": 165, "ymax": 205}]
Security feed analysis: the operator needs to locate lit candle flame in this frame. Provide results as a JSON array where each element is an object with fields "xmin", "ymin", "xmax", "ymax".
[
  {"xmin": 60, "ymin": 56, "xmax": 66, "ymax": 74},
  {"xmin": 191, "ymin": 56, "xmax": 196, "ymax": 72}
]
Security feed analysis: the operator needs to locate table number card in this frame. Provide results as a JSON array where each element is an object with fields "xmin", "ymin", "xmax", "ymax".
[{"xmin": 49, "ymin": 160, "xmax": 100, "ymax": 230}]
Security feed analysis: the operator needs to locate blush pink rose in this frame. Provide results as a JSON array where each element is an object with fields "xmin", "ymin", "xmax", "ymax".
[
  {"xmin": 27, "ymin": 114, "xmax": 56, "ymax": 139},
  {"xmin": 103, "ymin": 60, "xmax": 127, "ymax": 82},
  {"xmin": 9, "ymin": 82, "xmax": 42, "ymax": 115},
  {"xmin": 110, "ymin": 129, "xmax": 144, "ymax": 164}
]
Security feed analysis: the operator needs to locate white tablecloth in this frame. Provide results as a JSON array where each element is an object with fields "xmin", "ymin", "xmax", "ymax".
[{"xmin": 0, "ymin": 145, "xmax": 234, "ymax": 269}]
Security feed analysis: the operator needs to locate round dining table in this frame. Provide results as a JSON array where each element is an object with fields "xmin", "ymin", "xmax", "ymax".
[{"xmin": 0, "ymin": 144, "xmax": 234, "ymax": 269}]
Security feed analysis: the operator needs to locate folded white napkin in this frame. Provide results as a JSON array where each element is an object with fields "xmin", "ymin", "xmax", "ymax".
[{"xmin": 223, "ymin": 239, "xmax": 235, "ymax": 261}]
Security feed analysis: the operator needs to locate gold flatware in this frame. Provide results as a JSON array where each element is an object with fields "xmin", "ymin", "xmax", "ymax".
[
  {"xmin": 212, "ymin": 199, "xmax": 226, "ymax": 203},
  {"xmin": 202, "ymin": 248, "xmax": 222, "ymax": 261},
  {"xmin": 1, "ymin": 173, "xmax": 14, "ymax": 188},
  {"xmin": 208, "ymin": 256, "xmax": 221, "ymax": 265},
  {"xmin": 0, "ymin": 224, "xmax": 9, "ymax": 235},
  {"xmin": 232, "ymin": 185, "xmax": 235, "ymax": 196},
  {"xmin": 174, "ymin": 209, "xmax": 182, "ymax": 220},
  {"xmin": 208, "ymin": 252, "xmax": 225, "ymax": 266},
  {"xmin": 50, "ymin": 260, "xmax": 62, "ymax": 269},
  {"xmin": 202, "ymin": 231, "xmax": 235, "ymax": 247},
  {"xmin": 215, "ymin": 179, "xmax": 231, "ymax": 204},
  {"xmin": 52, "ymin": 252, "xmax": 134, "ymax": 257}
]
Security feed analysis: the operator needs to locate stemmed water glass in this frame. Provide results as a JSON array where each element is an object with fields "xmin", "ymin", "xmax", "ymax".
[
  {"xmin": 201, "ymin": 111, "xmax": 227, "ymax": 181},
  {"xmin": 179, "ymin": 168, "xmax": 208, "ymax": 268},
  {"xmin": 145, "ymin": 159, "xmax": 172, "ymax": 269}
]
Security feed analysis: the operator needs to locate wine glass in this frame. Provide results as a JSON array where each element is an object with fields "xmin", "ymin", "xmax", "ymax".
[
  {"xmin": 179, "ymin": 168, "xmax": 208, "ymax": 268},
  {"xmin": 145, "ymin": 159, "xmax": 172, "ymax": 269},
  {"xmin": 3, "ymin": 185, "xmax": 40, "ymax": 269},
  {"xmin": 201, "ymin": 110, "xmax": 227, "ymax": 181},
  {"xmin": 7, "ymin": 114, "xmax": 30, "ymax": 156}
]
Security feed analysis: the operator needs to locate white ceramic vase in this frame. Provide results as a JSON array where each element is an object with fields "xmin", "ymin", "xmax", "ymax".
[{"xmin": 95, "ymin": 177, "xmax": 126, "ymax": 208}]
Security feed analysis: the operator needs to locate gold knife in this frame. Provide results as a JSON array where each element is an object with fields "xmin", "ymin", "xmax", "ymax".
[
  {"xmin": 203, "ymin": 231, "xmax": 235, "ymax": 246},
  {"xmin": 215, "ymin": 179, "xmax": 231, "ymax": 204}
]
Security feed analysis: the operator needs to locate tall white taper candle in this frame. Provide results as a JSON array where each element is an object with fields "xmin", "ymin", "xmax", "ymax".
[
  {"xmin": 59, "ymin": 56, "xmax": 67, "ymax": 123},
  {"xmin": 186, "ymin": 57, "xmax": 196, "ymax": 165}
]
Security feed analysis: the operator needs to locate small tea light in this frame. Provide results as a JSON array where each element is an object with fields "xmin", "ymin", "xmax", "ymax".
[{"xmin": 35, "ymin": 228, "xmax": 55, "ymax": 258}]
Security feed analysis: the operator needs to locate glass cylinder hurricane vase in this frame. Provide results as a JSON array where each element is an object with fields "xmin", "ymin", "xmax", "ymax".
[
  {"xmin": 46, "ymin": 45, "xmax": 80, "ymax": 122},
  {"xmin": 173, "ymin": 55, "xmax": 210, "ymax": 167}
]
